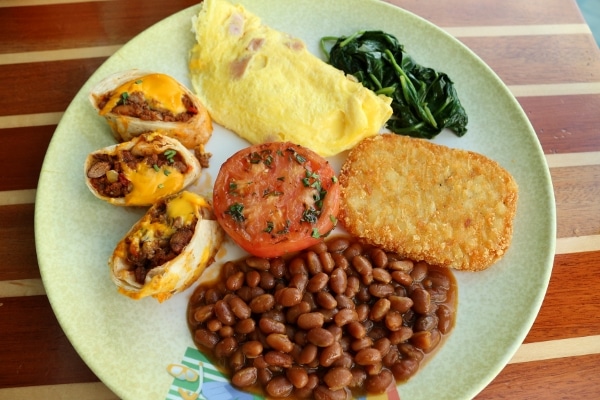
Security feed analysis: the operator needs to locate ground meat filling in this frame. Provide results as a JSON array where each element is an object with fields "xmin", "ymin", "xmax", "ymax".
[
  {"xmin": 97, "ymin": 91, "xmax": 198, "ymax": 122},
  {"xmin": 86, "ymin": 150, "xmax": 188, "ymax": 198},
  {"xmin": 126, "ymin": 202, "xmax": 198, "ymax": 284}
]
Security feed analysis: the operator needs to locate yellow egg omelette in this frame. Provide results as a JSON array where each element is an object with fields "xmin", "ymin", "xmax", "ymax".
[{"xmin": 189, "ymin": 0, "xmax": 393, "ymax": 157}]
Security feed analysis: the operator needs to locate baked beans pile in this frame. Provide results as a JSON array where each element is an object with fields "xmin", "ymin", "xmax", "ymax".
[{"xmin": 187, "ymin": 237, "xmax": 457, "ymax": 399}]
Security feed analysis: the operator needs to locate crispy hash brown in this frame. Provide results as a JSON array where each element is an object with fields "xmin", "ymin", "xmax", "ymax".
[{"xmin": 338, "ymin": 134, "xmax": 518, "ymax": 271}]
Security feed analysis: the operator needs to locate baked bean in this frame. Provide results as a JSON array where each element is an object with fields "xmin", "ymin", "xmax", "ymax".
[
  {"xmin": 369, "ymin": 248, "xmax": 387, "ymax": 269},
  {"xmin": 259, "ymin": 271, "xmax": 276, "ymax": 290},
  {"xmin": 391, "ymin": 270, "xmax": 413, "ymax": 286},
  {"xmin": 194, "ymin": 328, "xmax": 219, "ymax": 349},
  {"xmin": 242, "ymin": 340, "xmax": 263, "ymax": 358},
  {"xmin": 351, "ymin": 336, "xmax": 374, "ymax": 352},
  {"xmin": 310, "ymin": 241, "xmax": 328, "ymax": 254},
  {"xmin": 332, "ymin": 352, "xmax": 354, "ymax": 369},
  {"xmin": 235, "ymin": 318, "xmax": 256, "ymax": 334},
  {"xmin": 320, "ymin": 341, "xmax": 343, "ymax": 367},
  {"xmin": 391, "ymin": 358, "xmax": 420, "ymax": 382},
  {"xmin": 266, "ymin": 333, "xmax": 295, "ymax": 353},
  {"xmin": 206, "ymin": 318, "xmax": 222, "ymax": 332},
  {"xmin": 389, "ymin": 326, "xmax": 413, "ymax": 345},
  {"xmin": 411, "ymin": 329, "xmax": 442, "ymax": 353},
  {"xmin": 229, "ymin": 348, "xmax": 245, "ymax": 371},
  {"xmin": 275, "ymin": 287, "xmax": 303, "ymax": 307},
  {"xmin": 327, "ymin": 237, "xmax": 350, "ymax": 253},
  {"xmin": 297, "ymin": 312, "xmax": 325, "ymax": 330},
  {"xmin": 297, "ymin": 343, "xmax": 318, "ymax": 365},
  {"xmin": 373, "ymin": 337, "xmax": 392, "ymax": 358},
  {"xmin": 232, "ymin": 366, "xmax": 257, "ymax": 388},
  {"xmin": 289, "ymin": 273, "xmax": 308, "ymax": 292},
  {"xmin": 343, "ymin": 242, "xmax": 363, "ymax": 260},
  {"xmin": 349, "ymin": 367, "xmax": 367, "ymax": 388},
  {"xmin": 334, "ymin": 308, "xmax": 358, "ymax": 326},
  {"xmin": 324, "ymin": 367, "xmax": 353, "ymax": 391},
  {"xmin": 307, "ymin": 327, "xmax": 335, "ymax": 347},
  {"xmin": 215, "ymin": 336, "xmax": 238, "ymax": 358},
  {"xmin": 286, "ymin": 366, "xmax": 309, "ymax": 389},
  {"xmin": 335, "ymin": 294, "xmax": 354, "ymax": 310},
  {"xmin": 286, "ymin": 301, "xmax": 311, "ymax": 323},
  {"xmin": 369, "ymin": 283, "xmax": 395, "ymax": 298},
  {"xmin": 331, "ymin": 253, "xmax": 350, "ymax": 271},
  {"xmin": 355, "ymin": 303, "xmax": 370, "ymax": 322},
  {"xmin": 389, "ymin": 295, "xmax": 413, "ymax": 313},
  {"xmin": 411, "ymin": 261, "xmax": 429, "ymax": 282},
  {"xmin": 229, "ymin": 296, "xmax": 251, "ymax": 320},
  {"xmin": 370, "ymin": 298, "xmax": 391, "ymax": 322},
  {"xmin": 388, "ymin": 259, "xmax": 414, "ymax": 272},
  {"xmin": 293, "ymin": 373, "xmax": 319, "ymax": 398},
  {"xmin": 249, "ymin": 293, "xmax": 275, "ymax": 313},
  {"xmin": 415, "ymin": 314, "xmax": 438, "ymax": 332},
  {"xmin": 316, "ymin": 291, "xmax": 338, "ymax": 309},
  {"xmin": 411, "ymin": 287, "xmax": 432, "ymax": 314},
  {"xmin": 328, "ymin": 268, "xmax": 347, "ymax": 294},
  {"xmin": 319, "ymin": 251, "xmax": 336, "ymax": 273},
  {"xmin": 365, "ymin": 369, "xmax": 393, "ymax": 394},
  {"xmin": 352, "ymin": 255, "xmax": 372, "ymax": 276},
  {"xmin": 270, "ymin": 258, "xmax": 286, "ymax": 278},
  {"xmin": 306, "ymin": 251, "xmax": 323, "ymax": 275},
  {"xmin": 345, "ymin": 275, "xmax": 360, "ymax": 297},
  {"xmin": 385, "ymin": 311, "xmax": 404, "ymax": 331},
  {"xmin": 437, "ymin": 304, "xmax": 454, "ymax": 334},
  {"xmin": 245, "ymin": 270, "xmax": 261, "ymax": 288},
  {"xmin": 259, "ymin": 317, "xmax": 286, "ymax": 334},
  {"xmin": 218, "ymin": 325, "xmax": 234, "ymax": 338},
  {"xmin": 314, "ymin": 385, "xmax": 351, "ymax": 400},
  {"xmin": 264, "ymin": 351, "xmax": 293, "ymax": 368},
  {"xmin": 266, "ymin": 375, "xmax": 294, "ymax": 398},
  {"xmin": 346, "ymin": 320, "xmax": 367, "ymax": 339},
  {"xmin": 226, "ymin": 271, "xmax": 245, "ymax": 291},
  {"xmin": 245, "ymin": 256, "xmax": 270, "ymax": 271},
  {"xmin": 355, "ymin": 348, "xmax": 382, "ymax": 366},
  {"xmin": 188, "ymin": 237, "xmax": 457, "ymax": 399},
  {"xmin": 193, "ymin": 304, "xmax": 214, "ymax": 324},
  {"xmin": 307, "ymin": 272, "xmax": 329, "ymax": 293}
]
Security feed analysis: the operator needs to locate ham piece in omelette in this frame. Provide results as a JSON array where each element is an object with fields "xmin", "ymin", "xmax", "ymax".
[{"xmin": 189, "ymin": 0, "xmax": 393, "ymax": 157}]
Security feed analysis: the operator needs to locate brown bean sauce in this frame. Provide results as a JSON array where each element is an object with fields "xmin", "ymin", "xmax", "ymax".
[{"xmin": 187, "ymin": 236, "xmax": 457, "ymax": 399}]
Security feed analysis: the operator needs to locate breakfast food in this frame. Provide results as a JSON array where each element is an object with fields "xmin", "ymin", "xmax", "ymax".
[
  {"xmin": 188, "ymin": 236, "xmax": 457, "ymax": 398},
  {"xmin": 110, "ymin": 191, "xmax": 224, "ymax": 302},
  {"xmin": 338, "ymin": 134, "xmax": 518, "ymax": 271},
  {"xmin": 213, "ymin": 141, "xmax": 340, "ymax": 258},
  {"xmin": 89, "ymin": 69, "xmax": 213, "ymax": 149},
  {"xmin": 85, "ymin": 132, "xmax": 201, "ymax": 206},
  {"xmin": 189, "ymin": 0, "xmax": 393, "ymax": 157}
]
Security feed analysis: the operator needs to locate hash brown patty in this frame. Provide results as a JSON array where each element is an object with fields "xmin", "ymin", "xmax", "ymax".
[{"xmin": 338, "ymin": 134, "xmax": 518, "ymax": 271}]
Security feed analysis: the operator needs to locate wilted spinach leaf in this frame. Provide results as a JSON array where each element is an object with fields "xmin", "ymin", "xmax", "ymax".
[{"xmin": 321, "ymin": 30, "xmax": 468, "ymax": 139}]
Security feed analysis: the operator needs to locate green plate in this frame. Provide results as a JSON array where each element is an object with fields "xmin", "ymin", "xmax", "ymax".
[{"xmin": 35, "ymin": 1, "xmax": 556, "ymax": 399}]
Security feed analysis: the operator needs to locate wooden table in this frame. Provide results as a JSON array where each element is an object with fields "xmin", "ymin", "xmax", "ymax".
[{"xmin": 1, "ymin": 0, "xmax": 599, "ymax": 399}]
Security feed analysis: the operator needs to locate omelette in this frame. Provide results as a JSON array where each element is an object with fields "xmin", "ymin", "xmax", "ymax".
[
  {"xmin": 338, "ymin": 134, "xmax": 519, "ymax": 272},
  {"xmin": 189, "ymin": 0, "xmax": 393, "ymax": 157}
]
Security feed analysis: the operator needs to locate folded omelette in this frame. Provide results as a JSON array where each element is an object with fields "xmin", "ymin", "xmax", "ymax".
[{"xmin": 189, "ymin": 0, "xmax": 393, "ymax": 157}]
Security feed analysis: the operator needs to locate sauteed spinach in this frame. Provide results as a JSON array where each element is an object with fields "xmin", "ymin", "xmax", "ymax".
[{"xmin": 321, "ymin": 30, "xmax": 468, "ymax": 139}]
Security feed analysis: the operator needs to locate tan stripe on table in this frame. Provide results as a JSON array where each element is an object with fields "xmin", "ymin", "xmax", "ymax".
[{"xmin": 0, "ymin": 382, "xmax": 117, "ymax": 400}]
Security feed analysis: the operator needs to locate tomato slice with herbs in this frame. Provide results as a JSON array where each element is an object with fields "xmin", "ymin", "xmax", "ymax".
[{"xmin": 213, "ymin": 142, "xmax": 340, "ymax": 258}]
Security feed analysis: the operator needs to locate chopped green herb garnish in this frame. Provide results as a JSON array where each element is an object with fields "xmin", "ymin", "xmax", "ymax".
[
  {"xmin": 163, "ymin": 169, "xmax": 171, "ymax": 176},
  {"xmin": 225, "ymin": 203, "xmax": 245, "ymax": 222},
  {"xmin": 157, "ymin": 183, "xmax": 164, "ymax": 189},
  {"xmin": 134, "ymin": 79, "xmax": 143, "ymax": 84},
  {"xmin": 164, "ymin": 150, "xmax": 177, "ymax": 163},
  {"xmin": 152, "ymin": 164, "xmax": 160, "ymax": 172},
  {"xmin": 311, "ymin": 228, "xmax": 321, "ymax": 238},
  {"xmin": 264, "ymin": 221, "xmax": 274, "ymax": 233},
  {"xmin": 301, "ymin": 207, "xmax": 320, "ymax": 224}
]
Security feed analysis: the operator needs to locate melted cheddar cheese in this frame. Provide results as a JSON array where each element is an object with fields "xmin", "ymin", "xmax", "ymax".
[
  {"xmin": 99, "ymin": 73, "xmax": 188, "ymax": 116},
  {"xmin": 121, "ymin": 162, "xmax": 185, "ymax": 206}
]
